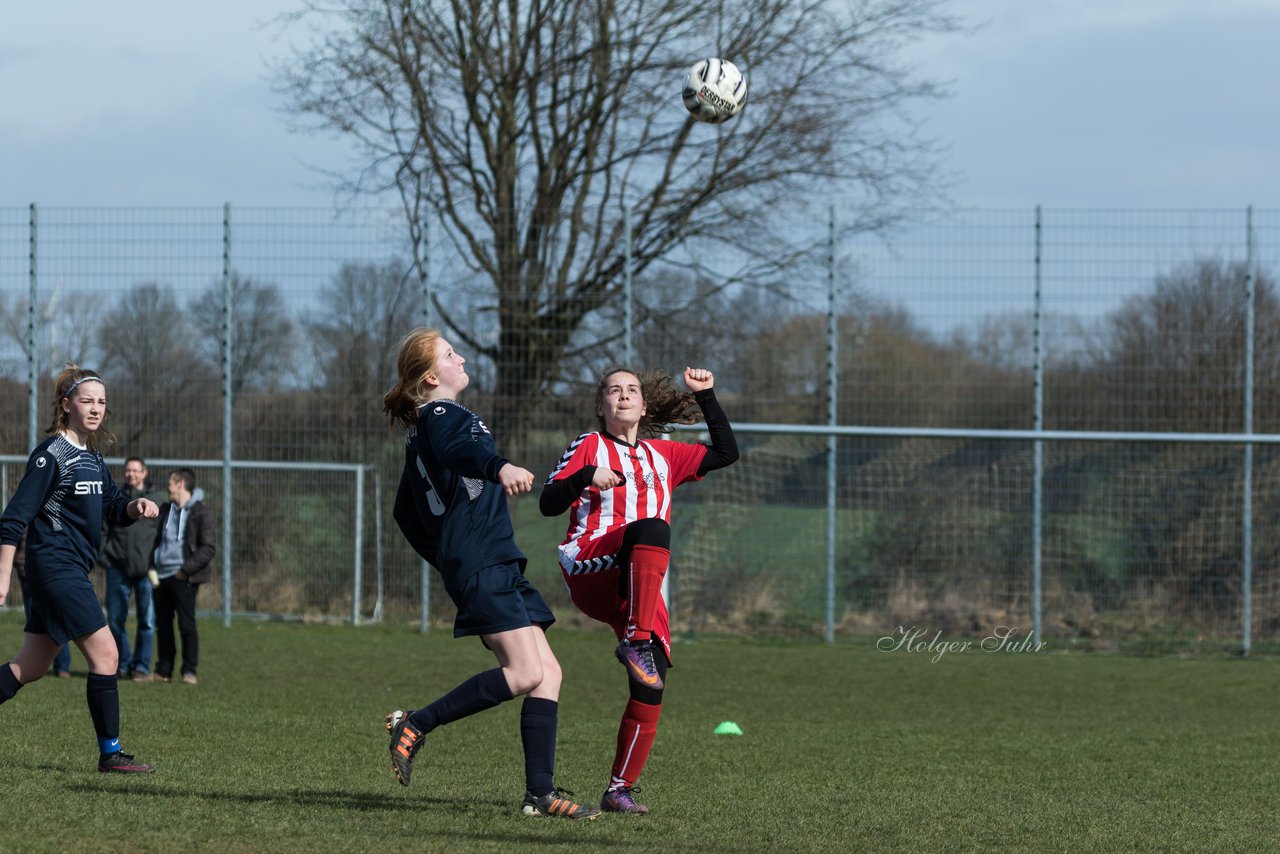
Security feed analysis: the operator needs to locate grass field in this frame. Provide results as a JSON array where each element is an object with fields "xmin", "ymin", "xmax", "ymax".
[{"xmin": 0, "ymin": 614, "xmax": 1277, "ymax": 852}]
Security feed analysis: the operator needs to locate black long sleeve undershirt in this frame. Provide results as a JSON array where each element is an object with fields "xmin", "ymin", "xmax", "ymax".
[
  {"xmin": 693, "ymin": 388, "xmax": 739, "ymax": 476},
  {"xmin": 539, "ymin": 465, "xmax": 596, "ymax": 517},
  {"xmin": 538, "ymin": 388, "xmax": 738, "ymax": 517}
]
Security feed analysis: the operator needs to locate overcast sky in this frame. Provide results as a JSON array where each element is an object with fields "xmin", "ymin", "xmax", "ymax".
[{"xmin": 2, "ymin": 1, "xmax": 1278, "ymax": 210}]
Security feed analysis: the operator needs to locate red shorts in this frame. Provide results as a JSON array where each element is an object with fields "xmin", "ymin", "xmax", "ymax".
[{"xmin": 561, "ymin": 527, "xmax": 672, "ymax": 663}]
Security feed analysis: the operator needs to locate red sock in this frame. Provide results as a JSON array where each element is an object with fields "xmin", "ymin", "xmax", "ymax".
[
  {"xmin": 625, "ymin": 544, "xmax": 669, "ymax": 642},
  {"xmin": 609, "ymin": 699, "xmax": 662, "ymax": 789}
]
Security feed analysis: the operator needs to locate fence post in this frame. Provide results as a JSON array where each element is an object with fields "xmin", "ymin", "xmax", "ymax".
[
  {"xmin": 222, "ymin": 203, "xmax": 234, "ymax": 628},
  {"xmin": 417, "ymin": 206, "xmax": 431, "ymax": 327},
  {"xmin": 825, "ymin": 205, "xmax": 837, "ymax": 643},
  {"xmin": 1242, "ymin": 205, "xmax": 1256, "ymax": 657},
  {"xmin": 353, "ymin": 465, "xmax": 365, "ymax": 626},
  {"xmin": 373, "ymin": 468, "xmax": 384, "ymax": 622},
  {"xmin": 624, "ymin": 207, "xmax": 634, "ymax": 365},
  {"xmin": 27, "ymin": 203, "xmax": 37, "ymax": 450},
  {"xmin": 1032, "ymin": 205, "xmax": 1044, "ymax": 646},
  {"xmin": 417, "ymin": 209, "xmax": 431, "ymax": 632}
]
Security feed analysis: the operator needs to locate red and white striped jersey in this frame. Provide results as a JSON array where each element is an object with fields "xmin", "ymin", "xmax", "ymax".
[{"xmin": 548, "ymin": 431, "xmax": 707, "ymax": 568}]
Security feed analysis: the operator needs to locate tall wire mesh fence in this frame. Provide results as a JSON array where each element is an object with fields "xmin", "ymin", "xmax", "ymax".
[{"xmin": 2, "ymin": 205, "xmax": 1280, "ymax": 651}]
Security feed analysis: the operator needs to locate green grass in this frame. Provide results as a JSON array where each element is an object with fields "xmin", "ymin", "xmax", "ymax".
[{"xmin": 0, "ymin": 614, "xmax": 1277, "ymax": 852}]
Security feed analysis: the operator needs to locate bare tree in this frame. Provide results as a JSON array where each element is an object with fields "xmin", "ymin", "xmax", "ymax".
[
  {"xmin": 273, "ymin": 0, "xmax": 958, "ymax": 434},
  {"xmin": 1087, "ymin": 259, "xmax": 1280, "ymax": 433},
  {"xmin": 191, "ymin": 273, "xmax": 298, "ymax": 395},
  {"xmin": 2, "ymin": 291, "xmax": 108, "ymax": 450},
  {"xmin": 0, "ymin": 293, "xmax": 28, "ymax": 380},
  {"xmin": 97, "ymin": 283, "xmax": 219, "ymax": 455},
  {"xmin": 2, "ymin": 287, "xmax": 100, "ymax": 377},
  {"xmin": 595, "ymin": 271, "xmax": 780, "ymax": 376},
  {"xmin": 304, "ymin": 259, "xmax": 418, "ymax": 459},
  {"xmin": 98, "ymin": 285, "xmax": 201, "ymax": 387}
]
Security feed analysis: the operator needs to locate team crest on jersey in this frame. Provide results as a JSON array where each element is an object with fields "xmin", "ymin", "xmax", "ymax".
[{"xmin": 36, "ymin": 456, "xmax": 46, "ymax": 468}]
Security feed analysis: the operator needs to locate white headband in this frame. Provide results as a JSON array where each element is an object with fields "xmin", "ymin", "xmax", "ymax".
[{"xmin": 63, "ymin": 376, "xmax": 104, "ymax": 398}]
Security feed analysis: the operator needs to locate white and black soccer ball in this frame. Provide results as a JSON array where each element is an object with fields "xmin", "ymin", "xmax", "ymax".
[{"xmin": 682, "ymin": 58, "xmax": 747, "ymax": 124}]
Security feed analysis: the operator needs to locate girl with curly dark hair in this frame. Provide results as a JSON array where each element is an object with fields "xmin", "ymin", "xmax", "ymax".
[{"xmin": 540, "ymin": 365, "xmax": 739, "ymax": 815}]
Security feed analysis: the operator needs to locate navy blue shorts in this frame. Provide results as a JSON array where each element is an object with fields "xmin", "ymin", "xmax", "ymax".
[
  {"xmin": 23, "ymin": 573, "xmax": 107, "ymax": 645},
  {"xmin": 445, "ymin": 561, "xmax": 556, "ymax": 639}
]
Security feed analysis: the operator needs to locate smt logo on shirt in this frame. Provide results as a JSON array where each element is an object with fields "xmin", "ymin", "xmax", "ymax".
[{"xmin": 74, "ymin": 480, "xmax": 104, "ymax": 495}]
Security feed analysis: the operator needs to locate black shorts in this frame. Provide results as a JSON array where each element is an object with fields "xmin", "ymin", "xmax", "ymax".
[
  {"xmin": 445, "ymin": 562, "xmax": 556, "ymax": 639},
  {"xmin": 23, "ymin": 573, "xmax": 107, "ymax": 645}
]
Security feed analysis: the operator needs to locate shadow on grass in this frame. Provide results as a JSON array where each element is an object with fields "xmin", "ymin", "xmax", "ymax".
[
  {"xmin": 62, "ymin": 781, "xmax": 734, "ymax": 852},
  {"xmin": 66, "ymin": 780, "xmax": 465, "ymax": 812},
  {"xmin": 423, "ymin": 830, "xmax": 730, "ymax": 853}
]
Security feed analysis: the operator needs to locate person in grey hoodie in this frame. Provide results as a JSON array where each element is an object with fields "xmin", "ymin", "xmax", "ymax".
[{"xmin": 151, "ymin": 468, "xmax": 216, "ymax": 685}]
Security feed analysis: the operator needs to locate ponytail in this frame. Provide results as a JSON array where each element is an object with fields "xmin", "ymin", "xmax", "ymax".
[
  {"xmin": 384, "ymin": 328, "xmax": 442, "ymax": 428},
  {"xmin": 382, "ymin": 382, "xmax": 419, "ymax": 429}
]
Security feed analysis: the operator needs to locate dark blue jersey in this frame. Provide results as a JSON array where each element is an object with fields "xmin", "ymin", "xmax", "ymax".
[
  {"xmin": 0, "ymin": 435, "xmax": 134, "ymax": 581},
  {"xmin": 392, "ymin": 399, "xmax": 525, "ymax": 586}
]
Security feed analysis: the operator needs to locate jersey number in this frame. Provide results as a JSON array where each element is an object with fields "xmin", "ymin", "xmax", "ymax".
[{"xmin": 416, "ymin": 457, "xmax": 446, "ymax": 516}]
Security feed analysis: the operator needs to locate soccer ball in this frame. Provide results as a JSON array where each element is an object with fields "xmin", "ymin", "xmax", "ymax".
[{"xmin": 682, "ymin": 58, "xmax": 747, "ymax": 124}]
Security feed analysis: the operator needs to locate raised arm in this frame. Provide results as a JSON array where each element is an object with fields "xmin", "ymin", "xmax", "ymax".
[{"xmin": 684, "ymin": 368, "xmax": 738, "ymax": 476}]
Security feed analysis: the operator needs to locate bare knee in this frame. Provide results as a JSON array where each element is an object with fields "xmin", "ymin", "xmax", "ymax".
[
  {"xmin": 76, "ymin": 634, "xmax": 118, "ymax": 675},
  {"xmin": 14, "ymin": 665, "xmax": 46, "ymax": 685},
  {"xmin": 538, "ymin": 655, "xmax": 563, "ymax": 694},
  {"xmin": 11, "ymin": 653, "xmax": 51, "ymax": 684},
  {"xmin": 505, "ymin": 662, "xmax": 545, "ymax": 696},
  {"xmin": 90, "ymin": 649, "xmax": 120, "ymax": 676},
  {"xmin": 78, "ymin": 645, "xmax": 117, "ymax": 676}
]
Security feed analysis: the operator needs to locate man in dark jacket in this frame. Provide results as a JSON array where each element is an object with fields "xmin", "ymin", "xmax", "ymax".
[
  {"xmin": 100, "ymin": 457, "xmax": 166, "ymax": 681},
  {"xmin": 151, "ymin": 468, "xmax": 216, "ymax": 685}
]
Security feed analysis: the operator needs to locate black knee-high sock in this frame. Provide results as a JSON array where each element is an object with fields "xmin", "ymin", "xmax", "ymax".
[
  {"xmin": 86, "ymin": 673, "xmax": 121, "ymax": 751},
  {"xmin": 0, "ymin": 662, "xmax": 22, "ymax": 704},
  {"xmin": 409, "ymin": 668, "xmax": 513, "ymax": 732},
  {"xmin": 520, "ymin": 697, "xmax": 558, "ymax": 797}
]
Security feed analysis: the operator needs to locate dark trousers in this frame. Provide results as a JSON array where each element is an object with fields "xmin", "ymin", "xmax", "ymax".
[{"xmin": 154, "ymin": 576, "xmax": 199, "ymax": 677}]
